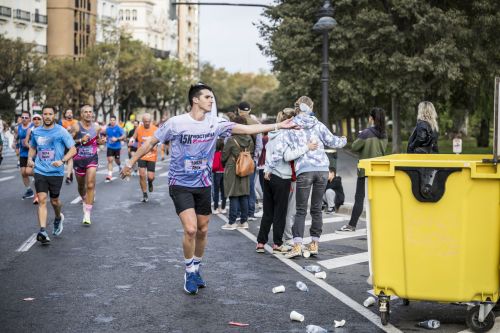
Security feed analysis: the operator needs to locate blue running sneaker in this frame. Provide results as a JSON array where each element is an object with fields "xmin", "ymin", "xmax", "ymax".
[
  {"xmin": 193, "ymin": 271, "xmax": 206, "ymax": 288},
  {"xmin": 184, "ymin": 272, "xmax": 199, "ymax": 295},
  {"xmin": 53, "ymin": 213, "xmax": 64, "ymax": 236},
  {"xmin": 22, "ymin": 188, "xmax": 34, "ymax": 199},
  {"xmin": 36, "ymin": 230, "xmax": 50, "ymax": 244}
]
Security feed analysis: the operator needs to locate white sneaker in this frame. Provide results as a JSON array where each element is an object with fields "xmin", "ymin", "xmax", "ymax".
[
  {"xmin": 220, "ymin": 208, "xmax": 227, "ymax": 214},
  {"xmin": 237, "ymin": 222, "xmax": 249, "ymax": 229},
  {"xmin": 247, "ymin": 216, "xmax": 257, "ymax": 221},
  {"xmin": 221, "ymin": 223, "xmax": 237, "ymax": 230},
  {"xmin": 254, "ymin": 211, "xmax": 263, "ymax": 218}
]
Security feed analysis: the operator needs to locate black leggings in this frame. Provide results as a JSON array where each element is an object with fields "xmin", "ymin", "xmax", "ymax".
[{"xmin": 348, "ymin": 176, "xmax": 365, "ymax": 228}]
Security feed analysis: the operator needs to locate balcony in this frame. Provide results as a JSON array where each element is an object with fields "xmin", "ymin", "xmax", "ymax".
[
  {"xmin": 14, "ymin": 9, "xmax": 30, "ymax": 22},
  {"xmin": 151, "ymin": 48, "xmax": 169, "ymax": 60},
  {"xmin": 33, "ymin": 44, "xmax": 47, "ymax": 54},
  {"xmin": 0, "ymin": 6, "xmax": 11, "ymax": 20},
  {"xmin": 33, "ymin": 13, "xmax": 47, "ymax": 25}
]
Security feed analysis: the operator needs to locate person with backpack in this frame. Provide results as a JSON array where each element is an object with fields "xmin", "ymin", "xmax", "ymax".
[
  {"xmin": 212, "ymin": 139, "xmax": 226, "ymax": 214},
  {"xmin": 221, "ymin": 116, "xmax": 255, "ymax": 230}
]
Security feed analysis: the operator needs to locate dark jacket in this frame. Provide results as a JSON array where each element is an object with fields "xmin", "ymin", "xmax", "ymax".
[
  {"xmin": 222, "ymin": 135, "xmax": 255, "ymax": 197},
  {"xmin": 407, "ymin": 120, "xmax": 439, "ymax": 154},
  {"xmin": 351, "ymin": 127, "xmax": 388, "ymax": 160}
]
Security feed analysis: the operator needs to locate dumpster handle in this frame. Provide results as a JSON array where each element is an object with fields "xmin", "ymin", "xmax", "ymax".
[{"xmin": 397, "ymin": 167, "xmax": 461, "ymax": 203}]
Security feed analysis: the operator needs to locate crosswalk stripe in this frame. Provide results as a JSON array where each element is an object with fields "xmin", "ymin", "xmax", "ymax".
[
  {"xmin": 0, "ymin": 168, "xmax": 20, "ymax": 173},
  {"xmin": 0, "ymin": 175, "xmax": 15, "ymax": 182},
  {"xmin": 71, "ymin": 196, "xmax": 82, "ymax": 204},
  {"xmin": 302, "ymin": 228, "xmax": 367, "ymax": 244},
  {"xmin": 318, "ymin": 252, "xmax": 369, "ymax": 270},
  {"xmin": 305, "ymin": 216, "xmax": 346, "ymax": 226},
  {"xmin": 16, "ymin": 233, "xmax": 37, "ymax": 252}
]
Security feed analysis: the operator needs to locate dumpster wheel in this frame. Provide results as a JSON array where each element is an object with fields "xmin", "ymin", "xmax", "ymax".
[
  {"xmin": 379, "ymin": 296, "xmax": 390, "ymax": 325},
  {"xmin": 466, "ymin": 305, "xmax": 495, "ymax": 333}
]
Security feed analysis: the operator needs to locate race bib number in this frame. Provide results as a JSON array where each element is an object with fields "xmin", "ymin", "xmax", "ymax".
[
  {"xmin": 38, "ymin": 148, "xmax": 55, "ymax": 162},
  {"xmin": 78, "ymin": 146, "xmax": 94, "ymax": 157},
  {"xmin": 184, "ymin": 155, "xmax": 208, "ymax": 174}
]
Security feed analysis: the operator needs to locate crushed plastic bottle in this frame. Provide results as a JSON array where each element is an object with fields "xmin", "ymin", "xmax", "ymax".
[
  {"xmin": 417, "ymin": 319, "xmax": 440, "ymax": 329},
  {"xmin": 306, "ymin": 324, "xmax": 327, "ymax": 333},
  {"xmin": 296, "ymin": 281, "xmax": 309, "ymax": 292},
  {"xmin": 304, "ymin": 265, "xmax": 322, "ymax": 273}
]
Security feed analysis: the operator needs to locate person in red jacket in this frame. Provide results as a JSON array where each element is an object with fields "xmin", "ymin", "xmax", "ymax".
[{"xmin": 212, "ymin": 139, "xmax": 226, "ymax": 213}]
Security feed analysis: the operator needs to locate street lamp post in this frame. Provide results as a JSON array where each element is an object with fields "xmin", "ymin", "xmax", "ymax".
[{"xmin": 313, "ymin": 0, "xmax": 336, "ymax": 128}]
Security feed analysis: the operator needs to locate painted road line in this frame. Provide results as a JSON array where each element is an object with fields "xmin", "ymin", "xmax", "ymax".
[
  {"xmin": 0, "ymin": 168, "xmax": 20, "ymax": 173},
  {"xmin": 159, "ymin": 171, "xmax": 169, "ymax": 177},
  {"xmin": 0, "ymin": 176, "xmax": 15, "ymax": 182},
  {"xmin": 319, "ymin": 252, "xmax": 369, "ymax": 270},
  {"xmin": 71, "ymin": 196, "xmax": 82, "ymax": 204},
  {"xmin": 302, "ymin": 228, "xmax": 367, "ymax": 244},
  {"xmin": 16, "ymin": 233, "xmax": 37, "ymax": 252},
  {"xmin": 305, "ymin": 216, "xmax": 345, "ymax": 226},
  {"xmin": 216, "ymin": 214, "xmax": 403, "ymax": 333}
]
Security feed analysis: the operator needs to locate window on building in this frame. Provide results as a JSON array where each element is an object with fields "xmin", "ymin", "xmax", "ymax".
[
  {"xmin": 75, "ymin": 0, "xmax": 79, "ymax": 8},
  {"xmin": 87, "ymin": 0, "xmax": 91, "ymax": 11},
  {"xmin": 125, "ymin": 9, "xmax": 130, "ymax": 21},
  {"xmin": 132, "ymin": 9, "xmax": 137, "ymax": 21},
  {"xmin": 119, "ymin": 10, "xmax": 123, "ymax": 20}
]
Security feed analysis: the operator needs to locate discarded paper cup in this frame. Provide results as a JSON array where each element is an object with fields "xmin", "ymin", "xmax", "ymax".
[
  {"xmin": 334, "ymin": 319, "xmax": 346, "ymax": 328},
  {"xmin": 272, "ymin": 285, "xmax": 285, "ymax": 293},
  {"xmin": 315, "ymin": 271, "xmax": 326, "ymax": 279},
  {"xmin": 363, "ymin": 296, "xmax": 376, "ymax": 307},
  {"xmin": 302, "ymin": 249, "xmax": 311, "ymax": 258},
  {"xmin": 290, "ymin": 310, "xmax": 304, "ymax": 322}
]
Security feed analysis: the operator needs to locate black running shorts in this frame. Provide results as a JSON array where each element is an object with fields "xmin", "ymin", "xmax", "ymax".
[
  {"xmin": 138, "ymin": 160, "xmax": 156, "ymax": 172},
  {"xmin": 19, "ymin": 157, "xmax": 28, "ymax": 168},
  {"xmin": 34, "ymin": 174, "xmax": 64, "ymax": 198},
  {"xmin": 106, "ymin": 148, "xmax": 121, "ymax": 159},
  {"xmin": 169, "ymin": 185, "xmax": 211, "ymax": 216}
]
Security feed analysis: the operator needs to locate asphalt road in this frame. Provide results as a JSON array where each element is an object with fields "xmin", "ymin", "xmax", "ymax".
[{"xmin": 0, "ymin": 148, "xmax": 498, "ymax": 333}]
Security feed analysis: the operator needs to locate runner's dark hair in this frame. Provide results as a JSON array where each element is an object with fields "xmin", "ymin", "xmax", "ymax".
[
  {"xmin": 188, "ymin": 82, "xmax": 213, "ymax": 107},
  {"xmin": 369, "ymin": 107, "xmax": 386, "ymax": 138},
  {"xmin": 41, "ymin": 105, "xmax": 56, "ymax": 113}
]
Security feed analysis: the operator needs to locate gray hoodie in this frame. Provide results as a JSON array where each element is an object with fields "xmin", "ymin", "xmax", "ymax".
[
  {"xmin": 264, "ymin": 130, "xmax": 292, "ymax": 179},
  {"xmin": 283, "ymin": 113, "xmax": 347, "ymax": 175}
]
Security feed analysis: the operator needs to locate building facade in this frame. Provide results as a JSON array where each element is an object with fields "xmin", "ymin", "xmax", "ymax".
[
  {"xmin": 177, "ymin": 0, "xmax": 199, "ymax": 71},
  {"xmin": 117, "ymin": 0, "xmax": 177, "ymax": 59},
  {"xmin": 47, "ymin": 0, "xmax": 96, "ymax": 58},
  {"xmin": 96, "ymin": 0, "xmax": 119, "ymax": 43},
  {"xmin": 0, "ymin": 0, "xmax": 48, "ymax": 53}
]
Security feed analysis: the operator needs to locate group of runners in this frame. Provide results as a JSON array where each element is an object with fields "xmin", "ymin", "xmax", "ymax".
[{"xmin": 12, "ymin": 82, "xmax": 346, "ymax": 296}]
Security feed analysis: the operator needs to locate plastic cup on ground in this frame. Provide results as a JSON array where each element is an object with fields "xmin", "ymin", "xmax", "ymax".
[
  {"xmin": 315, "ymin": 271, "xmax": 326, "ymax": 279},
  {"xmin": 363, "ymin": 296, "xmax": 376, "ymax": 307},
  {"xmin": 290, "ymin": 310, "xmax": 304, "ymax": 322},
  {"xmin": 272, "ymin": 285, "xmax": 285, "ymax": 293}
]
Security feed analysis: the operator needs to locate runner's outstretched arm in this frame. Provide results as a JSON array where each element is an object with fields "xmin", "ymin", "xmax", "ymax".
[
  {"xmin": 232, "ymin": 118, "xmax": 298, "ymax": 135},
  {"xmin": 120, "ymin": 136, "xmax": 159, "ymax": 178}
]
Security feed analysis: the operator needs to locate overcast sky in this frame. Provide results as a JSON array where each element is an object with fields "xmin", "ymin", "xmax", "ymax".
[{"xmin": 199, "ymin": 0, "xmax": 274, "ymax": 73}]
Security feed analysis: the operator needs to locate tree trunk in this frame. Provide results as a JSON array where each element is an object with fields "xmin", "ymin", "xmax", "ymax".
[
  {"xmin": 354, "ymin": 116, "xmax": 360, "ymax": 135},
  {"xmin": 391, "ymin": 95, "xmax": 402, "ymax": 153},
  {"xmin": 346, "ymin": 116, "xmax": 352, "ymax": 142},
  {"xmin": 360, "ymin": 115, "xmax": 367, "ymax": 130},
  {"xmin": 477, "ymin": 118, "xmax": 490, "ymax": 147}
]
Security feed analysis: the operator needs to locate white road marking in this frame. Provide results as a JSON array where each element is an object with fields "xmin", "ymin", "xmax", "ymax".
[
  {"xmin": 215, "ymin": 214, "xmax": 403, "ymax": 333},
  {"xmin": 0, "ymin": 169, "xmax": 19, "ymax": 173},
  {"xmin": 305, "ymin": 216, "xmax": 346, "ymax": 226},
  {"xmin": 159, "ymin": 172, "xmax": 169, "ymax": 177},
  {"xmin": 16, "ymin": 233, "xmax": 37, "ymax": 252},
  {"xmin": 302, "ymin": 228, "xmax": 367, "ymax": 244},
  {"xmin": 319, "ymin": 252, "xmax": 369, "ymax": 270},
  {"xmin": 0, "ymin": 176, "xmax": 15, "ymax": 182},
  {"xmin": 71, "ymin": 196, "xmax": 82, "ymax": 204}
]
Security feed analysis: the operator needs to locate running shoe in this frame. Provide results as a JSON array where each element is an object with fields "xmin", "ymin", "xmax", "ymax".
[
  {"xmin": 148, "ymin": 180, "xmax": 154, "ymax": 192},
  {"xmin": 105, "ymin": 176, "xmax": 112, "ymax": 183},
  {"xmin": 237, "ymin": 222, "xmax": 249, "ymax": 229},
  {"xmin": 247, "ymin": 216, "xmax": 257, "ymax": 221},
  {"xmin": 221, "ymin": 223, "xmax": 237, "ymax": 230},
  {"xmin": 36, "ymin": 230, "xmax": 50, "ymax": 244},
  {"xmin": 193, "ymin": 271, "xmax": 206, "ymax": 288},
  {"xmin": 326, "ymin": 207, "xmax": 335, "ymax": 214},
  {"xmin": 22, "ymin": 188, "xmax": 34, "ymax": 199},
  {"xmin": 256, "ymin": 243, "xmax": 265, "ymax": 253},
  {"xmin": 141, "ymin": 193, "xmax": 149, "ymax": 203},
  {"xmin": 184, "ymin": 272, "xmax": 199, "ymax": 295},
  {"xmin": 53, "ymin": 213, "xmax": 64, "ymax": 236},
  {"xmin": 82, "ymin": 217, "xmax": 92, "ymax": 225},
  {"xmin": 273, "ymin": 244, "xmax": 291, "ymax": 254},
  {"xmin": 336, "ymin": 224, "xmax": 355, "ymax": 233}
]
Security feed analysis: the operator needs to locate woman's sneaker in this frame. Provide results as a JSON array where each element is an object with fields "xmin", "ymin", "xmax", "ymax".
[
  {"xmin": 256, "ymin": 243, "xmax": 265, "ymax": 253},
  {"xmin": 336, "ymin": 225, "xmax": 355, "ymax": 233},
  {"xmin": 184, "ymin": 272, "xmax": 199, "ymax": 295},
  {"xmin": 285, "ymin": 243, "xmax": 302, "ymax": 259},
  {"xmin": 306, "ymin": 241, "xmax": 319, "ymax": 255},
  {"xmin": 272, "ymin": 244, "xmax": 290, "ymax": 254},
  {"xmin": 237, "ymin": 222, "xmax": 249, "ymax": 229},
  {"xmin": 221, "ymin": 223, "xmax": 237, "ymax": 230}
]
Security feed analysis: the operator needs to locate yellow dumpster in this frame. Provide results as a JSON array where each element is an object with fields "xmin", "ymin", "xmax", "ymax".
[{"xmin": 359, "ymin": 154, "xmax": 500, "ymax": 332}]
